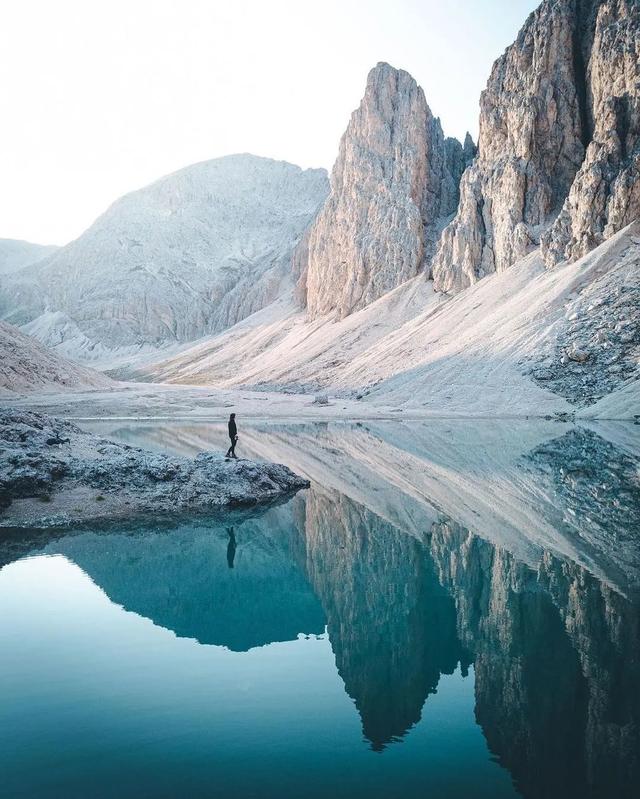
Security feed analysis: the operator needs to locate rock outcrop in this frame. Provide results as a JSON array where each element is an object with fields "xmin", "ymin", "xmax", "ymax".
[
  {"xmin": 433, "ymin": 0, "xmax": 640, "ymax": 293},
  {"xmin": 302, "ymin": 63, "xmax": 471, "ymax": 319},
  {"xmin": 0, "ymin": 320, "xmax": 111, "ymax": 394},
  {"xmin": 0, "ymin": 410, "xmax": 310, "ymax": 526},
  {"xmin": 0, "ymin": 155, "xmax": 328, "ymax": 362}
]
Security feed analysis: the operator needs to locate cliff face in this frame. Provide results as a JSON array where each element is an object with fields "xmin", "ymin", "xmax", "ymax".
[
  {"xmin": 543, "ymin": 0, "xmax": 640, "ymax": 264},
  {"xmin": 299, "ymin": 1, "xmax": 637, "ymax": 310},
  {"xmin": 302, "ymin": 63, "xmax": 471, "ymax": 319},
  {"xmin": 432, "ymin": 0, "xmax": 592, "ymax": 292},
  {"xmin": 433, "ymin": 0, "xmax": 639, "ymax": 293}
]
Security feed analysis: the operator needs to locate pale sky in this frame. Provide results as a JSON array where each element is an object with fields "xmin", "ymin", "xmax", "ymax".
[{"xmin": 0, "ymin": 0, "xmax": 539, "ymax": 245}]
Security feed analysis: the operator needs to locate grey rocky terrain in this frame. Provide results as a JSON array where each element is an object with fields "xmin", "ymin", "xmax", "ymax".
[
  {"xmin": 0, "ymin": 410, "xmax": 309, "ymax": 527},
  {"xmin": 530, "ymin": 226, "xmax": 640, "ymax": 405}
]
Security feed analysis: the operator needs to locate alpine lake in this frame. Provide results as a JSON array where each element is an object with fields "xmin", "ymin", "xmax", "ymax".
[{"xmin": 1, "ymin": 418, "xmax": 639, "ymax": 799}]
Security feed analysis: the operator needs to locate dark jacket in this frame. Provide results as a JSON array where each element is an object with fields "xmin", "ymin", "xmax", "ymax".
[{"xmin": 228, "ymin": 419, "xmax": 237, "ymax": 439}]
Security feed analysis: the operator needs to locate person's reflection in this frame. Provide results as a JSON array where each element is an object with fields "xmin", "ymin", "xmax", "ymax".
[{"xmin": 226, "ymin": 527, "xmax": 237, "ymax": 569}]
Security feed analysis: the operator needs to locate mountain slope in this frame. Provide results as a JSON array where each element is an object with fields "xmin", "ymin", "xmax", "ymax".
[
  {"xmin": 0, "ymin": 321, "xmax": 112, "ymax": 395},
  {"xmin": 0, "ymin": 239, "xmax": 59, "ymax": 276},
  {"xmin": 134, "ymin": 275, "xmax": 437, "ymax": 390},
  {"xmin": 137, "ymin": 222, "xmax": 640, "ymax": 419},
  {"xmin": 0, "ymin": 154, "xmax": 328, "ymax": 361}
]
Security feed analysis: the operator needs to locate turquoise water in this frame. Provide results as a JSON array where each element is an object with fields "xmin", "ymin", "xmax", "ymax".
[{"xmin": 1, "ymin": 420, "xmax": 639, "ymax": 798}]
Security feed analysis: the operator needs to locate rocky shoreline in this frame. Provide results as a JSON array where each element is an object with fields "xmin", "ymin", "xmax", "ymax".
[{"xmin": 0, "ymin": 410, "xmax": 310, "ymax": 527}]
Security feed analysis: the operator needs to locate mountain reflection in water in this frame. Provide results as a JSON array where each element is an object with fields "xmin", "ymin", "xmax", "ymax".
[{"xmin": 1, "ymin": 419, "xmax": 638, "ymax": 799}]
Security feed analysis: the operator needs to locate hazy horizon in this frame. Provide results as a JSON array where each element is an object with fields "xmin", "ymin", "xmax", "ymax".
[{"xmin": 1, "ymin": 0, "xmax": 539, "ymax": 245}]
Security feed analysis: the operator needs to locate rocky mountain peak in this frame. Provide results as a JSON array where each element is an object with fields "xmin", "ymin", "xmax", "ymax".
[
  {"xmin": 301, "ymin": 62, "xmax": 471, "ymax": 319},
  {"xmin": 432, "ymin": 0, "xmax": 639, "ymax": 293},
  {"xmin": 463, "ymin": 132, "xmax": 476, "ymax": 160}
]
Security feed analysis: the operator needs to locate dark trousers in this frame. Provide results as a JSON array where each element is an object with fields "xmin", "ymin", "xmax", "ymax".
[{"xmin": 226, "ymin": 436, "xmax": 237, "ymax": 457}]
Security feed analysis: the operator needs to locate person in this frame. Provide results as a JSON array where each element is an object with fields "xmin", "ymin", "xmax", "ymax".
[{"xmin": 226, "ymin": 412, "xmax": 238, "ymax": 458}]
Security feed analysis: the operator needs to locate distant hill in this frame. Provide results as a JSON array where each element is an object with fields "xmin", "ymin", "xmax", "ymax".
[
  {"xmin": 0, "ymin": 238, "xmax": 59, "ymax": 275},
  {"xmin": 0, "ymin": 154, "xmax": 328, "ymax": 362}
]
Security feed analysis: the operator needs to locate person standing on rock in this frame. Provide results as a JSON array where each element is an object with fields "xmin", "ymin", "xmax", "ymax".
[{"xmin": 226, "ymin": 413, "xmax": 238, "ymax": 459}]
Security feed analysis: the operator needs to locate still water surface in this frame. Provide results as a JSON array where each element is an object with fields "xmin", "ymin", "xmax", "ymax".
[{"xmin": 1, "ymin": 419, "xmax": 638, "ymax": 798}]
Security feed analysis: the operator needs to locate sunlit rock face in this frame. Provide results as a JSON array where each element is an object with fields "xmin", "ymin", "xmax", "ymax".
[
  {"xmin": 433, "ymin": 0, "xmax": 640, "ymax": 293},
  {"xmin": 542, "ymin": 0, "xmax": 640, "ymax": 265},
  {"xmin": 299, "ymin": 489, "xmax": 466, "ymax": 750},
  {"xmin": 428, "ymin": 518, "xmax": 640, "ymax": 799},
  {"xmin": 302, "ymin": 62, "xmax": 471, "ymax": 319}
]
